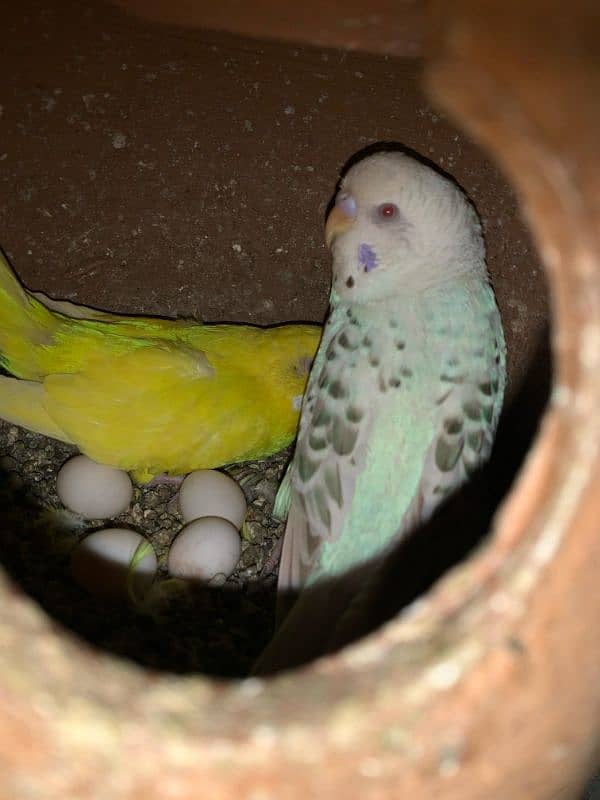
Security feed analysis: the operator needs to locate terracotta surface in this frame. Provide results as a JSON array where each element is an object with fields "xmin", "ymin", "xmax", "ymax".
[
  {"xmin": 113, "ymin": 0, "xmax": 426, "ymax": 58},
  {"xmin": 0, "ymin": 0, "xmax": 598, "ymax": 798}
]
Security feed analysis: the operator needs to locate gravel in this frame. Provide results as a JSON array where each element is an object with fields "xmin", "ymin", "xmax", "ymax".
[{"xmin": 0, "ymin": 420, "xmax": 289, "ymax": 677}]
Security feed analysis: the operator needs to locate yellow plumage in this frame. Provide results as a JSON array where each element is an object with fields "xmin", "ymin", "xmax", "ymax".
[{"xmin": 0, "ymin": 251, "xmax": 321, "ymax": 482}]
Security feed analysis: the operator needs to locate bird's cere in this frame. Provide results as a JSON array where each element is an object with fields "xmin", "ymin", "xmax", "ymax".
[{"xmin": 336, "ymin": 193, "xmax": 358, "ymax": 219}]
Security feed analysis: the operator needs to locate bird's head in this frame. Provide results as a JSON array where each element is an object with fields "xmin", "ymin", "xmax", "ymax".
[
  {"xmin": 325, "ymin": 151, "xmax": 487, "ymax": 303},
  {"xmin": 262, "ymin": 324, "xmax": 321, "ymax": 414}
]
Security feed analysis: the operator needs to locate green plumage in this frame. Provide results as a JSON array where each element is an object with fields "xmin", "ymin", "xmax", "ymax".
[{"xmin": 285, "ymin": 280, "xmax": 505, "ymax": 586}]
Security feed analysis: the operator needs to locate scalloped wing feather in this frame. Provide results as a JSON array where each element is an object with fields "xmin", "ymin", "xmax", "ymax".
[{"xmin": 278, "ymin": 302, "xmax": 427, "ymax": 589}]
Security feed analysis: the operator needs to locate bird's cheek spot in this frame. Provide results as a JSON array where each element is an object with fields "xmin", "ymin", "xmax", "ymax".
[
  {"xmin": 346, "ymin": 276, "xmax": 355, "ymax": 288},
  {"xmin": 358, "ymin": 243, "xmax": 378, "ymax": 273}
]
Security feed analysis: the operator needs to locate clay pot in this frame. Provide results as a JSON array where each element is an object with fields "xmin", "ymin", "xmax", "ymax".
[{"xmin": 0, "ymin": 1, "xmax": 597, "ymax": 798}]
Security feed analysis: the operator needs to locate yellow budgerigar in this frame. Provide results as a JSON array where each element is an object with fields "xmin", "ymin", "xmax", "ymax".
[{"xmin": 0, "ymin": 250, "xmax": 321, "ymax": 482}]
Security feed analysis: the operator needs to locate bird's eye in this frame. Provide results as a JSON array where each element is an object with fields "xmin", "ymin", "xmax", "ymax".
[{"xmin": 377, "ymin": 203, "xmax": 398, "ymax": 220}]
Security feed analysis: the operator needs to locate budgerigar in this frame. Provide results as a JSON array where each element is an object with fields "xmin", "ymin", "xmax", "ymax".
[
  {"xmin": 0, "ymin": 250, "xmax": 320, "ymax": 482},
  {"xmin": 255, "ymin": 149, "xmax": 506, "ymax": 673}
]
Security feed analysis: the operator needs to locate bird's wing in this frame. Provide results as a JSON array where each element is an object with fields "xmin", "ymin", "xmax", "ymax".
[
  {"xmin": 411, "ymin": 281, "xmax": 506, "ymax": 521},
  {"xmin": 0, "ymin": 375, "xmax": 74, "ymax": 443},
  {"xmin": 277, "ymin": 310, "xmax": 370, "ymax": 589},
  {"xmin": 42, "ymin": 342, "xmax": 217, "ymax": 477},
  {"xmin": 278, "ymin": 306, "xmax": 425, "ymax": 590}
]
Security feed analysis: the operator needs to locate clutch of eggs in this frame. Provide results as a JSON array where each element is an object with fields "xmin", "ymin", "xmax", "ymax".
[{"xmin": 57, "ymin": 456, "xmax": 247, "ymax": 595}]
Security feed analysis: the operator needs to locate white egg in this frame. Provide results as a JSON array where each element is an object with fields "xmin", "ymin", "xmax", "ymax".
[
  {"xmin": 178, "ymin": 469, "xmax": 247, "ymax": 528},
  {"xmin": 56, "ymin": 454, "xmax": 133, "ymax": 519},
  {"xmin": 71, "ymin": 528, "xmax": 157, "ymax": 600},
  {"xmin": 168, "ymin": 517, "xmax": 241, "ymax": 582}
]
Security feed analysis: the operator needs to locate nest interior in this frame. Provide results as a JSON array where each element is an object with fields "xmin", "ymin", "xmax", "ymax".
[{"xmin": 0, "ymin": 0, "xmax": 550, "ymax": 677}]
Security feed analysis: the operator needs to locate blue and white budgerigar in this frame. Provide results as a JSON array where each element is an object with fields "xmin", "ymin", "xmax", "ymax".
[{"xmin": 255, "ymin": 149, "xmax": 506, "ymax": 673}]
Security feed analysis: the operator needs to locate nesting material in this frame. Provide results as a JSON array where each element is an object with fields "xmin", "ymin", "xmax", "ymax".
[
  {"xmin": 178, "ymin": 469, "xmax": 247, "ymax": 527},
  {"xmin": 56, "ymin": 455, "xmax": 133, "ymax": 519},
  {"xmin": 71, "ymin": 528, "xmax": 157, "ymax": 600},
  {"xmin": 168, "ymin": 517, "xmax": 242, "ymax": 583},
  {"xmin": 0, "ymin": 420, "xmax": 287, "ymax": 674}
]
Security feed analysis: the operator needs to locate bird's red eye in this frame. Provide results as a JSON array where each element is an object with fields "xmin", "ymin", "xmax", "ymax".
[{"xmin": 378, "ymin": 203, "xmax": 398, "ymax": 219}]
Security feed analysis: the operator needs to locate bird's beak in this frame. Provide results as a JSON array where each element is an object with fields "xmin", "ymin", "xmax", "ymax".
[{"xmin": 325, "ymin": 194, "xmax": 357, "ymax": 248}]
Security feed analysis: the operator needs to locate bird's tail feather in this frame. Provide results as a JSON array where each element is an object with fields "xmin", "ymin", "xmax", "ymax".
[
  {"xmin": 0, "ymin": 250, "xmax": 58, "ymax": 378},
  {"xmin": 273, "ymin": 464, "xmax": 293, "ymax": 521},
  {"xmin": 0, "ymin": 375, "xmax": 71, "ymax": 443}
]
